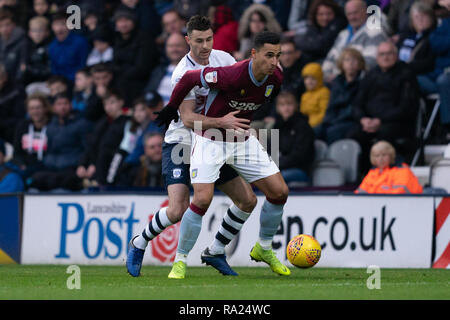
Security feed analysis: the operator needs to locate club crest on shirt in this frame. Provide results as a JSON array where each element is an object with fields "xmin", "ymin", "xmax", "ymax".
[
  {"xmin": 265, "ymin": 85, "xmax": 274, "ymax": 97},
  {"xmin": 191, "ymin": 168, "xmax": 198, "ymax": 179},
  {"xmin": 172, "ymin": 168, "xmax": 182, "ymax": 178},
  {"xmin": 205, "ymin": 71, "xmax": 217, "ymax": 83},
  {"xmin": 240, "ymin": 89, "xmax": 245, "ymax": 96}
]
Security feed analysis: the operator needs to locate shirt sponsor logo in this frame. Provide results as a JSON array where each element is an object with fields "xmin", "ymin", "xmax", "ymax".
[{"xmin": 229, "ymin": 100, "xmax": 261, "ymax": 111}]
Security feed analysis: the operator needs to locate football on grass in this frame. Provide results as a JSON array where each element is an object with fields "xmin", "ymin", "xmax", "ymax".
[{"xmin": 286, "ymin": 234, "xmax": 321, "ymax": 268}]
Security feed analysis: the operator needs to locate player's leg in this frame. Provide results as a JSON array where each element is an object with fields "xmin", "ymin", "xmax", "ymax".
[
  {"xmin": 200, "ymin": 168, "xmax": 257, "ymax": 275},
  {"xmin": 231, "ymin": 136, "xmax": 290, "ymax": 275},
  {"xmin": 169, "ymin": 134, "xmax": 224, "ymax": 279},
  {"xmin": 169, "ymin": 182, "xmax": 215, "ymax": 279},
  {"xmin": 250, "ymin": 172, "xmax": 290, "ymax": 276},
  {"xmin": 126, "ymin": 142, "xmax": 190, "ymax": 277}
]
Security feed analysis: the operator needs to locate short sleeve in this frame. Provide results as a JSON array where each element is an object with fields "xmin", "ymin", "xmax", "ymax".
[{"xmin": 200, "ymin": 66, "xmax": 234, "ymax": 91}]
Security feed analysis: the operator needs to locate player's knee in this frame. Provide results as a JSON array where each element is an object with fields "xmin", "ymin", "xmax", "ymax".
[
  {"xmin": 167, "ymin": 201, "xmax": 189, "ymax": 223},
  {"xmin": 268, "ymin": 184, "xmax": 289, "ymax": 205},
  {"xmin": 237, "ymin": 192, "xmax": 257, "ymax": 213},
  {"xmin": 193, "ymin": 192, "xmax": 213, "ymax": 211}
]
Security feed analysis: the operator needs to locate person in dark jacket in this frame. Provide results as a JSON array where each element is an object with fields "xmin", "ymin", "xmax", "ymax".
[
  {"xmin": 270, "ymin": 91, "xmax": 315, "ymax": 185},
  {"xmin": 397, "ymin": 0, "xmax": 436, "ymax": 76},
  {"xmin": 294, "ymin": 0, "xmax": 347, "ymax": 62},
  {"xmin": 317, "ymin": 47, "xmax": 365, "ymax": 144},
  {"xmin": 12, "ymin": 92, "xmax": 50, "ymax": 179},
  {"xmin": 0, "ymin": 62, "xmax": 25, "ymax": 143},
  {"xmin": 0, "ymin": 7, "xmax": 27, "ymax": 83},
  {"xmin": 21, "ymin": 15, "xmax": 51, "ymax": 85},
  {"xmin": 0, "ymin": 138, "xmax": 24, "ymax": 193},
  {"xmin": 48, "ymin": 11, "xmax": 90, "ymax": 82},
  {"xmin": 76, "ymin": 89, "xmax": 129, "ymax": 186},
  {"xmin": 29, "ymin": 92, "xmax": 93, "ymax": 191},
  {"xmin": 112, "ymin": 7, "xmax": 159, "ymax": 107},
  {"xmin": 348, "ymin": 41, "xmax": 420, "ymax": 173}
]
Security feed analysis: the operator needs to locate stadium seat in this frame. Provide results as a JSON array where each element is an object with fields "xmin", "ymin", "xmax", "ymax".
[
  {"xmin": 429, "ymin": 157, "xmax": 450, "ymax": 192},
  {"xmin": 312, "ymin": 159, "xmax": 345, "ymax": 187},
  {"xmin": 326, "ymin": 139, "xmax": 361, "ymax": 184},
  {"xmin": 314, "ymin": 139, "xmax": 328, "ymax": 161}
]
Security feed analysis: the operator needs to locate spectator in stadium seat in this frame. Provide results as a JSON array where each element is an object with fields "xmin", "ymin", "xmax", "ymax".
[
  {"xmin": 0, "ymin": 63, "xmax": 26, "ymax": 144},
  {"xmin": 116, "ymin": 0, "xmax": 162, "ymax": 37},
  {"xmin": 155, "ymin": 9, "xmax": 187, "ymax": 51},
  {"xmin": 72, "ymin": 67, "xmax": 104, "ymax": 122},
  {"xmin": 316, "ymin": 47, "xmax": 365, "ymax": 144},
  {"xmin": 321, "ymin": 0, "xmax": 387, "ymax": 83},
  {"xmin": 285, "ymin": 0, "xmax": 314, "ymax": 38},
  {"xmin": 279, "ymin": 37, "xmax": 309, "ymax": 102},
  {"xmin": 48, "ymin": 11, "xmax": 90, "ymax": 82},
  {"xmin": 388, "ymin": 0, "xmax": 416, "ymax": 40},
  {"xmin": 112, "ymin": 7, "xmax": 159, "ymax": 107},
  {"xmin": 129, "ymin": 132, "xmax": 164, "ymax": 188},
  {"xmin": 355, "ymin": 140, "xmax": 423, "ymax": 194},
  {"xmin": 76, "ymin": 89, "xmax": 129, "ymax": 186},
  {"xmin": 0, "ymin": 138, "xmax": 24, "ymax": 193},
  {"xmin": 31, "ymin": 0, "xmax": 51, "ymax": 21},
  {"xmin": 209, "ymin": 4, "xmax": 239, "ymax": 55},
  {"xmin": 12, "ymin": 93, "xmax": 50, "ymax": 180},
  {"xmin": 46, "ymin": 74, "xmax": 69, "ymax": 103},
  {"xmin": 142, "ymin": 32, "xmax": 188, "ymax": 105},
  {"xmin": 397, "ymin": 1, "xmax": 436, "ymax": 76},
  {"xmin": 271, "ymin": 91, "xmax": 315, "ymax": 185},
  {"xmin": 347, "ymin": 41, "xmax": 420, "ymax": 173},
  {"xmin": 124, "ymin": 90, "xmax": 164, "ymax": 166},
  {"xmin": 86, "ymin": 24, "xmax": 114, "ymax": 67},
  {"xmin": 87, "ymin": 63, "xmax": 118, "ymax": 122},
  {"xmin": 22, "ymin": 16, "xmax": 51, "ymax": 86},
  {"xmin": 300, "ymin": 62, "xmax": 331, "ymax": 130},
  {"xmin": 294, "ymin": 0, "xmax": 347, "ymax": 62},
  {"xmin": 0, "ymin": 7, "xmax": 27, "ymax": 83},
  {"xmin": 29, "ymin": 92, "xmax": 93, "ymax": 191},
  {"xmin": 416, "ymin": 0, "xmax": 450, "ymax": 142},
  {"xmin": 235, "ymin": 4, "xmax": 282, "ymax": 61}
]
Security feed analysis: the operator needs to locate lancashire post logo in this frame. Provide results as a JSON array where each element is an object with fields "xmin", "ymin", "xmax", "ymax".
[{"xmin": 149, "ymin": 200, "xmax": 181, "ymax": 263}]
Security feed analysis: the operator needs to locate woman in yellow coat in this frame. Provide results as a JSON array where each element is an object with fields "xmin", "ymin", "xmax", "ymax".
[
  {"xmin": 355, "ymin": 141, "xmax": 423, "ymax": 194},
  {"xmin": 299, "ymin": 62, "xmax": 330, "ymax": 128}
]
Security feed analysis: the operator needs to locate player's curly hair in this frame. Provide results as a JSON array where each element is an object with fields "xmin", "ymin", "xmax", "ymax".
[{"xmin": 186, "ymin": 15, "xmax": 211, "ymax": 35}]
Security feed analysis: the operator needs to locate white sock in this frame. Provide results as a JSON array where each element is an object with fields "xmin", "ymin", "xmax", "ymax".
[
  {"xmin": 133, "ymin": 207, "xmax": 172, "ymax": 250},
  {"xmin": 258, "ymin": 238, "xmax": 273, "ymax": 250}
]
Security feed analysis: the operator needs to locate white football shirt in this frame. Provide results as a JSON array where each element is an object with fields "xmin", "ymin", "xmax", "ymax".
[{"xmin": 164, "ymin": 49, "xmax": 236, "ymax": 145}]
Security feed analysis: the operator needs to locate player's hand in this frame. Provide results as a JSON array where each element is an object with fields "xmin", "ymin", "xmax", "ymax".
[
  {"xmin": 219, "ymin": 111, "xmax": 250, "ymax": 130},
  {"xmin": 154, "ymin": 104, "xmax": 179, "ymax": 130}
]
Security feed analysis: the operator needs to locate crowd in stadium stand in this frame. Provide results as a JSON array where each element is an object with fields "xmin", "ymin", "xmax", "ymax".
[{"xmin": 0, "ymin": 0, "xmax": 449, "ymax": 193}]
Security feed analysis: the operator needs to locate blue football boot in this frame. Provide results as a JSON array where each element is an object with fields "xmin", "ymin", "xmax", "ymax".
[
  {"xmin": 201, "ymin": 247, "xmax": 238, "ymax": 276},
  {"xmin": 126, "ymin": 235, "xmax": 145, "ymax": 277}
]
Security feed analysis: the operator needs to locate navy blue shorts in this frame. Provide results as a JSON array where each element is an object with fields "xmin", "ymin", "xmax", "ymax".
[{"xmin": 162, "ymin": 142, "xmax": 239, "ymax": 188}]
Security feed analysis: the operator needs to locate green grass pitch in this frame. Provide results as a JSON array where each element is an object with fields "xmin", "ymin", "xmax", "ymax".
[{"xmin": 0, "ymin": 265, "xmax": 448, "ymax": 300}]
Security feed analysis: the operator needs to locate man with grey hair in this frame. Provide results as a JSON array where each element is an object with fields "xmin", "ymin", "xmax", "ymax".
[
  {"xmin": 321, "ymin": 0, "xmax": 388, "ymax": 82},
  {"xmin": 347, "ymin": 41, "xmax": 420, "ymax": 173}
]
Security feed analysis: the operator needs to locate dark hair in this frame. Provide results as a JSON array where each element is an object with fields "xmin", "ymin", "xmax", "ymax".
[
  {"xmin": 253, "ymin": 31, "xmax": 280, "ymax": 50},
  {"xmin": 0, "ymin": 7, "xmax": 15, "ymax": 23},
  {"xmin": 103, "ymin": 88, "xmax": 124, "ymax": 102},
  {"xmin": 307, "ymin": 0, "xmax": 342, "ymax": 27},
  {"xmin": 76, "ymin": 66, "xmax": 91, "ymax": 77},
  {"xmin": 51, "ymin": 10, "xmax": 68, "ymax": 23},
  {"xmin": 90, "ymin": 62, "xmax": 113, "ymax": 74},
  {"xmin": 47, "ymin": 75, "xmax": 69, "ymax": 86},
  {"xmin": 280, "ymin": 37, "xmax": 298, "ymax": 49},
  {"xmin": 53, "ymin": 91, "xmax": 71, "ymax": 103},
  {"xmin": 186, "ymin": 15, "xmax": 211, "ymax": 35}
]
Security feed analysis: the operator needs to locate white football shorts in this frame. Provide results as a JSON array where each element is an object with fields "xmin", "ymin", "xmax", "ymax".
[{"xmin": 189, "ymin": 132, "xmax": 280, "ymax": 184}]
